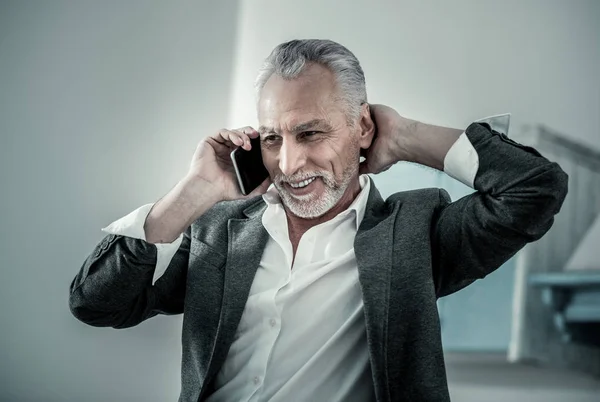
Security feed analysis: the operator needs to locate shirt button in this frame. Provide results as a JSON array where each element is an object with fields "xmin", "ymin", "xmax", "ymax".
[
  {"xmin": 253, "ymin": 376, "xmax": 260, "ymax": 385},
  {"xmin": 270, "ymin": 318, "xmax": 277, "ymax": 327}
]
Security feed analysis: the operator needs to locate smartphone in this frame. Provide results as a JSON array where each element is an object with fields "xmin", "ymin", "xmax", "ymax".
[{"xmin": 230, "ymin": 136, "xmax": 269, "ymax": 195}]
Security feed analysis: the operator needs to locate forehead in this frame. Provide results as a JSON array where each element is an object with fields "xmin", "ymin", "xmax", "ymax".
[{"xmin": 257, "ymin": 63, "xmax": 345, "ymax": 131}]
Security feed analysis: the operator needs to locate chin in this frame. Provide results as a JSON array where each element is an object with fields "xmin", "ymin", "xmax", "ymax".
[
  {"xmin": 283, "ymin": 194, "xmax": 337, "ymax": 219},
  {"xmin": 287, "ymin": 206, "xmax": 330, "ymax": 220}
]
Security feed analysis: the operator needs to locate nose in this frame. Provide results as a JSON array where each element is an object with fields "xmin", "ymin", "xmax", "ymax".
[{"xmin": 278, "ymin": 137, "xmax": 306, "ymax": 177}]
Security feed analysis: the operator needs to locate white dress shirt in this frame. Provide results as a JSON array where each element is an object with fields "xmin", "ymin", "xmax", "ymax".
[{"xmin": 100, "ymin": 114, "xmax": 510, "ymax": 401}]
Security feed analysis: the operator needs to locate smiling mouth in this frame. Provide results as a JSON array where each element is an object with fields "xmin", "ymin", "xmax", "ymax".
[{"xmin": 288, "ymin": 177, "xmax": 317, "ymax": 189}]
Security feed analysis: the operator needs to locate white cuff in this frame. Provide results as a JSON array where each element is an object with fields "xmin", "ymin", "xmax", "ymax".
[
  {"xmin": 101, "ymin": 203, "xmax": 184, "ymax": 285},
  {"xmin": 443, "ymin": 132, "xmax": 479, "ymax": 188},
  {"xmin": 443, "ymin": 113, "xmax": 511, "ymax": 188},
  {"xmin": 475, "ymin": 113, "xmax": 511, "ymax": 136}
]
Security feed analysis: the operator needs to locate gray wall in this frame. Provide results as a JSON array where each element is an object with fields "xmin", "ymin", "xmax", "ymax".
[
  {"xmin": 1, "ymin": 0, "xmax": 599, "ymax": 401},
  {"xmin": 0, "ymin": 1, "xmax": 239, "ymax": 400},
  {"xmin": 228, "ymin": 0, "xmax": 600, "ymax": 149},
  {"xmin": 227, "ymin": 0, "xmax": 600, "ymax": 352}
]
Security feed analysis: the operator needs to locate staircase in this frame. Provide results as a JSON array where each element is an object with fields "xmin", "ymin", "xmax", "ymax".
[{"xmin": 508, "ymin": 123, "xmax": 600, "ymax": 377}]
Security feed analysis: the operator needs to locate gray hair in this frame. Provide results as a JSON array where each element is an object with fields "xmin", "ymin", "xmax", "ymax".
[{"xmin": 254, "ymin": 39, "xmax": 367, "ymax": 125}]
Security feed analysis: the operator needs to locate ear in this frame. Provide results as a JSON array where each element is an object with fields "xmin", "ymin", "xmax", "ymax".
[{"xmin": 357, "ymin": 103, "xmax": 376, "ymax": 150}]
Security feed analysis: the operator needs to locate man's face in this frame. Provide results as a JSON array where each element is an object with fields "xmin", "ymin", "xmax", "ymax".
[{"xmin": 257, "ymin": 63, "xmax": 362, "ymax": 219}]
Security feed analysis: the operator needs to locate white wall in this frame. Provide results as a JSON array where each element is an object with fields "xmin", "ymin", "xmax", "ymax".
[
  {"xmin": 229, "ymin": 0, "xmax": 600, "ymax": 150},
  {"xmin": 227, "ymin": 0, "xmax": 600, "ymax": 351},
  {"xmin": 1, "ymin": 1, "xmax": 598, "ymax": 400},
  {"xmin": 0, "ymin": 1, "xmax": 239, "ymax": 400}
]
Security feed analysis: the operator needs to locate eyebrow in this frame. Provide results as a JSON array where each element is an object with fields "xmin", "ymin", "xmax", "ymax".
[{"xmin": 258, "ymin": 119, "xmax": 333, "ymax": 135}]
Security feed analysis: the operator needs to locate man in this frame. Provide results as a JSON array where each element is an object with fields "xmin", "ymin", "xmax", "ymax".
[{"xmin": 69, "ymin": 39, "xmax": 568, "ymax": 401}]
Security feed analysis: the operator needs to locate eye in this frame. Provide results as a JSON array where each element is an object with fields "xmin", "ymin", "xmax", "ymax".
[
  {"xmin": 300, "ymin": 131, "xmax": 320, "ymax": 139},
  {"xmin": 263, "ymin": 135, "xmax": 281, "ymax": 143}
]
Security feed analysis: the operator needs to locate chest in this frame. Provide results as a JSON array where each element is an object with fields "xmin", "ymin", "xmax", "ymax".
[
  {"xmin": 239, "ymin": 233, "xmax": 363, "ymax": 329},
  {"xmin": 268, "ymin": 216, "xmax": 357, "ymax": 270}
]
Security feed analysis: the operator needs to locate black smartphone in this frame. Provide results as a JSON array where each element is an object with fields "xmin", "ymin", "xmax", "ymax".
[{"xmin": 230, "ymin": 136, "xmax": 269, "ymax": 195}]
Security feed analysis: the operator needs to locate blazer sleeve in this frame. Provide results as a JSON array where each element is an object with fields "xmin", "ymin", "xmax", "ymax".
[
  {"xmin": 68, "ymin": 226, "xmax": 191, "ymax": 328},
  {"xmin": 431, "ymin": 122, "xmax": 568, "ymax": 298}
]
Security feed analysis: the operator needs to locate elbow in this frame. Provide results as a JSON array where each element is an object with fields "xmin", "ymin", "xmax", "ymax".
[
  {"xmin": 547, "ymin": 163, "xmax": 569, "ymax": 214},
  {"xmin": 520, "ymin": 164, "xmax": 569, "ymax": 241},
  {"xmin": 69, "ymin": 288, "xmax": 127, "ymax": 328},
  {"xmin": 69, "ymin": 291, "xmax": 112, "ymax": 328},
  {"xmin": 68, "ymin": 284, "xmax": 153, "ymax": 329},
  {"xmin": 495, "ymin": 163, "xmax": 569, "ymax": 242}
]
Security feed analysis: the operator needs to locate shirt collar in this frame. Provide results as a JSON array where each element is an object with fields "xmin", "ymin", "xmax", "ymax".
[{"xmin": 262, "ymin": 174, "xmax": 371, "ymax": 230}]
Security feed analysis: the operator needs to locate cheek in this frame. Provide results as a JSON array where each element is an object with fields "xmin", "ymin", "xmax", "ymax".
[
  {"xmin": 323, "ymin": 138, "xmax": 355, "ymax": 164},
  {"xmin": 261, "ymin": 149, "xmax": 279, "ymax": 173},
  {"xmin": 330, "ymin": 141, "xmax": 360, "ymax": 176},
  {"xmin": 307, "ymin": 144, "xmax": 335, "ymax": 167}
]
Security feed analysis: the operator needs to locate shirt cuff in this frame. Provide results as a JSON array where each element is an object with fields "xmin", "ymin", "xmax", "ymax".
[
  {"xmin": 101, "ymin": 203, "xmax": 184, "ymax": 285},
  {"xmin": 443, "ymin": 113, "xmax": 511, "ymax": 188}
]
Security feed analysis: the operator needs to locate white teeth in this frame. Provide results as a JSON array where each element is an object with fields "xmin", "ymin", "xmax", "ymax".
[{"xmin": 289, "ymin": 177, "xmax": 316, "ymax": 189}]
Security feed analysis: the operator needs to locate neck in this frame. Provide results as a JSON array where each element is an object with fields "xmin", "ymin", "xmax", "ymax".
[{"xmin": 283, "ymin": 175, "xmax": 363, "ymax": 236}]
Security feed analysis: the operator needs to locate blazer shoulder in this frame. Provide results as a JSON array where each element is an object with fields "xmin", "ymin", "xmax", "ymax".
[{"xmin": 386, "ymin": 187, "xmax": 446, "ymax": 209}]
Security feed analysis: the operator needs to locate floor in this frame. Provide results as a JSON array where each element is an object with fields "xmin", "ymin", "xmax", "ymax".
[{"xmin": 445, "ymin": 352, "xmax": 600, "ymax": 402}]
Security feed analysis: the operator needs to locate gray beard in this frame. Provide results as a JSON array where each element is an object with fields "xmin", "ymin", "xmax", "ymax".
[{"xmin": 274, "ymin": 164, "xmax": 358, "ymax": 219}]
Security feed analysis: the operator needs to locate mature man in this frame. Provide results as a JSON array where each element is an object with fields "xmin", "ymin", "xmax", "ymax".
[{"xmin": 69, "ymin": 39, "xmax": 568, "ymax": 401}]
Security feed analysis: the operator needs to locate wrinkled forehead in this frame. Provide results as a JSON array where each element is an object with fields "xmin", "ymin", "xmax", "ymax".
[{"xmin": 257, "ymin": 64, "xmax": 346, "ymax": 131}]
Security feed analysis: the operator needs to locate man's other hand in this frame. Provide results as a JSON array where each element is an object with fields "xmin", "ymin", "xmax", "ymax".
[{"xmin": 359, "ymin": 104, "xmax": 416, "ymax": 175}]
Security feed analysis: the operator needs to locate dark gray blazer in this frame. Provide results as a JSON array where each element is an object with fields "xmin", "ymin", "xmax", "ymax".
[{"xmin": 69, "ymin": 122, "xmax": 568, "ymax": 401}]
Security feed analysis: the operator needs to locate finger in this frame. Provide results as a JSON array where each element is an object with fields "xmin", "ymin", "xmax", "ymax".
[
  {"xmin": 216, "ymin": 129, "xmax": 244, "ymax": 148},
  {"xmin": 234, "ymin": 132, "xmax": 251, "ymax": 151},
  {"xmin": 203, "ymin": 137, "xmax": 231, "ymax": 155},
  {"xmin": 236, "ymin": 126, "xmax": 259, "ymax": 139},
  {"xmin": 245, "ymin": 176, "xmax": 272, "ymax": 198},
  {"xmin": 221, "ymin": 129, "xmax": 248, "ymax": 150},
  {"xmin": 233, "ymin": 127, "xmax": 259, "ymax": 150}
]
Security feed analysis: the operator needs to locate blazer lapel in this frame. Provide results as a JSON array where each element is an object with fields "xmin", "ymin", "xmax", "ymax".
[
  {"xmin": 355, "ymin": 178, "xmax": 395, "ymax": 402},
  {"xmin": 205, "ymin": 181, "xmax": 395, "ymax": 401},
  {"xmin": 206, "ymin": 199, "xmax": 269, "ymax": 382}
]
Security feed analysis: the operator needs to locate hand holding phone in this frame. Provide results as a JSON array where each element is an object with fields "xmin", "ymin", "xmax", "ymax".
[
  {"xmin": 186, "ymin": 127, "xmax": 270, "ymax": 203},
  {"xmin": 230, "ymin": 136, "xmax": 270, "ymax": 195}
]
